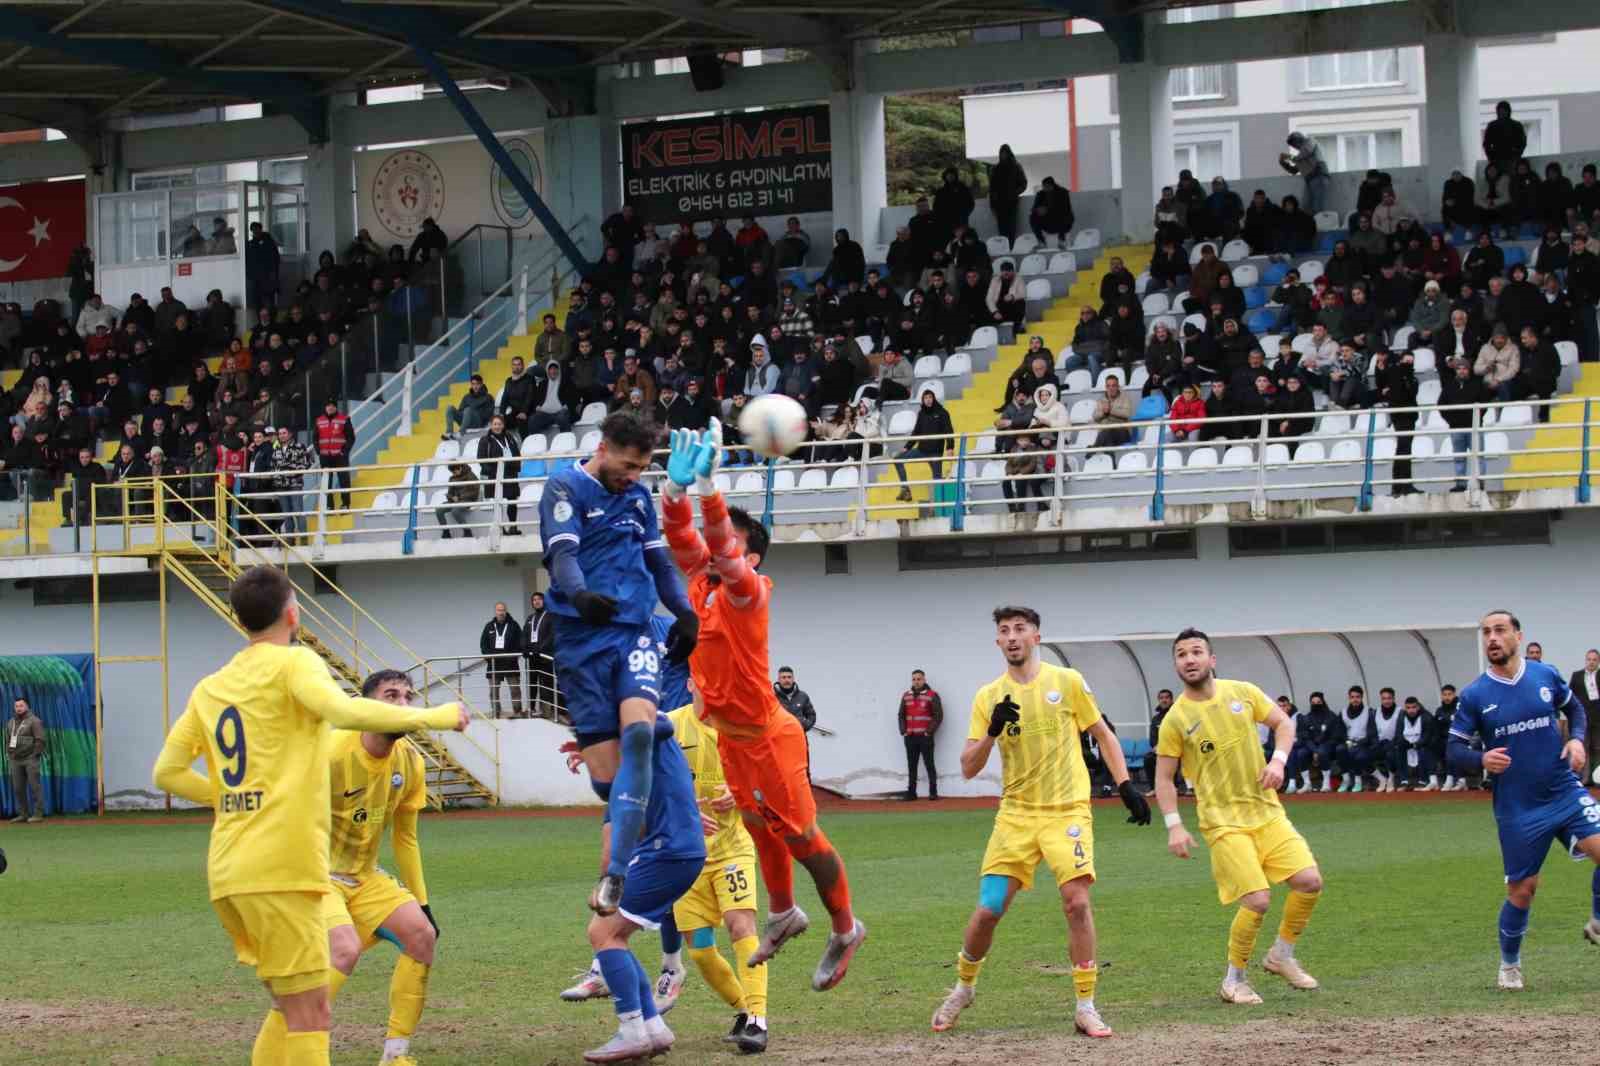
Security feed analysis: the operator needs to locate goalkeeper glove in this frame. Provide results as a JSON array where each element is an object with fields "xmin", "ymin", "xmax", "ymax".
[
  {"xmin": 987, "ymin": 695, "xmax": 1020, "ymax": 738},
  {"xmin": 690, "ymin": 418, "xmax": 724, "ymax": 491},
  {"xmin": 663, "ymin": 428, "xmax": 700, "ymax": 498},
  {"xmin": 421, "ymin": 904, "xmax": 439, "ymax": 938},
  {"xmin": 1118, "ymin": 780, "xmax": 1152, "ymax": 826},
  {"xmin": 572, "ymin": 590, "xmax": 619, "ymax": 626},
  {"xmin": 665, "ymin": 612, "xmax": 700, "ymax": 663}
]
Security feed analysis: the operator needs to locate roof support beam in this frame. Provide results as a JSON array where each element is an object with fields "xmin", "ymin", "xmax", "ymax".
[
  {"xmin": 0, "ymin": 8, "xmax": 327, "ymax": 140},
  {"xmin": 621, "ymin": 0, "xmax": 835, "ymax": 46}
]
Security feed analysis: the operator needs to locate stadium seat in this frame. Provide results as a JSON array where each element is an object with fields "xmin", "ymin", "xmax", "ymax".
[
  {"xmin": 1170, "ymin": 289, "xmax": 1190, "ymax": 309},
  {"xmin": 548, "ymin": 431, "xmax": 578, "ymax": 464},
  {"xmin": 431, "ymin": 465, "xmax": 451, "ymax": 485},
  {"xmin": 433, "ymin": 438, "xmax": 461, "ymax": 461},
  {"xmin": 1116, "ymin": 450, "xmax": 1148, "ymax": 471},
  {"xmin": 916, "ymin": 378, "xmax": 946, "ymax": 402},
  {"xmin": 1142, "ymin": 293, "xmax": 1170, "ymax": 316},
  {"xmin": 1417, "ymin": 379, "xmax": 1442, "ymax": 405},
  {"xmin": 1261, "ymin": 262, "xmax": 1290, "ymax": 286},
  {"xmin": 1064, "ymin": 370, "xmax": 1094, "ymax": 395},
  {"xmin": 1258, "ymin": 334, "xmax": 1281, "ymax": 358},
  {"xmin": 1048, "ymin": 252, "xmax": 1078, "ymax": 274},
  {"xmin": 1222, "ymin": 445, "xmax": 1254, "ymax": 466},
  {"xmin": 1298, "ymin": 259, "xmax": 1325, "ymax": 283},
  {"xmin": 1503, "ymin": 246, "xmax": 1529, "ymax": 269},
  {"xmin": 1221, "ymin": 239, "xmax": 1251, "ymax": 263},
  {"xmin": 1391, "ymin": 325, "xmax": 1415, "ymax": 351},
  {"xmin": 1095, "ymin": 368, "xmax": 1125, "ymax": 390},
  {"xmin": 1186, "ymin": 447, "xmax": 1219, "ymax": 468},
  {"xmin": 1314, "ymin": 232, "xmax": 1340, "ymax": 254},
  {"xmin": 1182, "ymin": 313, "xmax": 1207, "ymax": 333},
  {"xmin": 1082, "ymin": 453, "xmax": 1114, "ymax": 474},
  {"xmin": 1018, "ymin": 253, "xmax": 1048, "ymax": 275},
  {"xmin": 887, "ymin": 409, "xmax": 917, "ymax": 436},
  {"xmin": 830, "ymin": 465, "xmax": 860, "ymax": 489},
  {"xmin": 1412, "ymin": 348, "xmax": 1436, "ymax": 375},
  {"xmin": 969, "ymin": 325, "xmax": 999, "ymax": 349},
  {"xmin": 577, "ymin": 402, "xmax": 608, "ymax": 427},
  {"xmin": 797, "ymin": 468, "xmax": 829, "ymax": 490},
  {"xmin": 913, "ymin": 354, "xmax": 943, "ymax": 378},
  {"xmin": 1314, "ymin": 211, "xmax": 1341, "ymax": 231},
  {"xmin": 1128, "ymin": 366, "xmax": 1150, "ymax": 391},
  {"xmin": 519, "ymin": 433, "xmax": 547, "ymax": 458},
  {"xmin": 986, "ymin": 236, "xmax": 1011, "ymax": 257},
  {"xmin": 856, "ymin": 334, "xmax": 875, "ymax": 355},
  {"xmin": 1071, "ymin": 228, "xmax": 1100, "ymax": 250},
  {"xmin": 1244, "ymin": 286, "xmax": 1268, "ymax": 310},
  {"xmin": 1246, "ymin": 308, "xmax": 1277, "ymax": 335},
  {"xmin": 974, "ymin": 433, "xmax": 997, "ymax": 455},
  {"xmin": 1069, "ymin": 398, "xmax": 1097, "ymax": 424},
  {"xmin": 942, "ymin": 352, "xmax": 972, "ymax": 377},
  {"xmin": 1317, "ymin": 413, "xmax": 1351, "ymax": 438},
  {"xmin": 1011, "ymin": 234, "xmax": 1040, "ymax": 255},
  {"xmin": 1188, "ymin": 243, "xmax": 1212, "ymax": 266},
  {"xmin": 1232, "ymin": 263, "xmax": 1259, "ymax": 288},
  {"xmin": 1291, "ymin": 332, "xmax": 1316, "ymax": 357},
  {"xmin": 1025, "ymin": 278, "xmax": 1052, "ymax": 300},
  {"xmin": 579, "ymin": 430, "xmax": 602, "ymax": 452},
  {"xmin": 1135, "ymin": 271, "xmax": 1152, "ymax": 295}
]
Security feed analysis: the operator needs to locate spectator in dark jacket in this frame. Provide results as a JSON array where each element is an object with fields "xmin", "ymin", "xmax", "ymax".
[
  {"xmin": 1292, "ymin": 692, "xmax": 1345, "ymax": 792},
  {"xmin": 896, "ymin": 668, "xmax": 943, "ymax": 800},
  {"xmin": 528, "ymin": 361, "xmax": 580, "ymax": 434},
  {"xmin": 475, "ymin": 414, "xmax": 522, "ymax": 535},
  {"xmin": 824, "ymin": 229, "xmax": 866, "ymax": 289},
  {"xmin": 1441, "ymin": 170, "xmax": 1477, "ymax": 232},
  {"xmin": 775, "ymin": 666, "xmax": 817, "ymax": 733},
  {"xmin": 1481, "ymin": 101, "xmax": 1527, "ymax": 177},
  {"xmin": 1028, "ymin": 177, "xmax": 1074, "ymax": 246},
  {"xmin": 496, "ymin": 357, "xmax": 537, "ymax": 429},
  {"xmin": 479, "ymin": 601, "xmax": 524, "ymax": 717},
  {"xmin": 893, "ymin": 387, "xmax": 953, "ymax": 500},
  {"xmin": 933, "ymin": 168, "xmax": 975, "ymax": 246},
  {"xmin": 1143, "ymin": 689, "xmax": 1182, "ymax": 791}
]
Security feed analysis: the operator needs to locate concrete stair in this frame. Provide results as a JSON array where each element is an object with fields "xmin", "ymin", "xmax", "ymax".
[
  {"xmin": 863, "ymin": 243, "xmax": 1150, "ymax": 522},
  {"xmin": 1505, "ymin": 364, "xmax": 1600, "ymax": 490}
]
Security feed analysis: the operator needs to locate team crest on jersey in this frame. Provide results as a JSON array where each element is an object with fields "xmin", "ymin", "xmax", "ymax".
[
  {"xmin": 1540, "ymin": 687, "xmax": 1553, "ymax": 703},
  {"xmin": 1200, "ymin": 740, "xmax": 1216, "ymax": 754},
  {"xmin": 638, "ymin": 635, "xmax": 653, "ymax": 649},
  {"xmin": 552, "ymin": 501, "xmax": 573, "ymax": 523},
  {"xmin": 1045, "ymin": 690, "xmax": 1062, "ymax": 704},
  {"xmin": 391, "ymin": 772, "xmax": 404, "ymax": 788},
  {"xmin": 1067, "ymin": 824, "xmax": 1081, "ymax": 839},
  {"xmin": 1230, "ymin": 701, "xmax": 1243, "ymax": 714}
]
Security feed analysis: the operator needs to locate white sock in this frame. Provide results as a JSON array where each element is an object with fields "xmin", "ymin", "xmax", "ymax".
[
  {"xmin": 1299, "ymin": 772, "xmax": 1311, "ymax": 789},
  {"xmin": 618, "ymin": 1012, "xmax": 646, "ymax": 1043},
  {"xmin": 1271, "ymin": 936, "xmax": 1295, "ymax": 959},
  {"xmin": 1443, "ymin": 775, "xmax": 1455, "ymax": 789},
  {"xmin": 751, "ymin": 1015, "xmax": 767, "ymax": 1030},
  {"xmin": 1428, "ymin": 775, "xmax": 1439, "ymax": 788},
  {"xmin": 382, "ymin": 1037, "xmax": 411, "ymax": 1062},
  {"xmin": 1225, "ymin": 964, "xmax": 1247, "ymax": 986},
  {"xmin": 644, "ymin": 1015, "xmax": 670, "ymax": 1037},
  {"xmin": 589, "ymin": 957, "xmax": 603, "ymax": 976},
  {"xmin": 660, "ymin": 950, "xmax": 682, "ymax": 973},
  {"xmin": 1076, "ymin": 995, "xmax": 1094, "ymax": 1011}
]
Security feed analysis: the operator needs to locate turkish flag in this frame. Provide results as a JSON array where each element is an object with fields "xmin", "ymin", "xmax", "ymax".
[{"xmin": 0, "ymin": 179, "xmax": 86, "ymax": 283}]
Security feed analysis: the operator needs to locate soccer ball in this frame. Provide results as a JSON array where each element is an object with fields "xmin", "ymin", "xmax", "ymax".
[
  {"xmin": 737, "ymin": 395, "xmax": 809, "ymax": 460},
  {"xmin": 1592, "ymin": 766, "xmax": 1600, "ymax": 787}
]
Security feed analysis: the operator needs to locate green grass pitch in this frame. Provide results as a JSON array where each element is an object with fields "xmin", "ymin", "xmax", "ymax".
[{"xmin": 5, "ymin": 795, "xmax": 1599, "ymax": 1064}]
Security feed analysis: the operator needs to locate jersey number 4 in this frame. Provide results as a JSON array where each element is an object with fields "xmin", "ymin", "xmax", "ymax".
[{"xmin": 216, "ymin": 705, "xmax": 248, "ymax": 787}]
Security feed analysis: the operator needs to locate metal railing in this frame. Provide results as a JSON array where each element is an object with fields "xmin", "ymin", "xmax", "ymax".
[
  {"xmin": 408, "ymin": 652, "xmax": 565, "ymax": 723},
  {"xmin": 13, "ymin": 394, "xmax": 1596, "ymax": 560},
  {"xmin": 349, "ymin": 216, "xmax": 591, "ymax": 467}
]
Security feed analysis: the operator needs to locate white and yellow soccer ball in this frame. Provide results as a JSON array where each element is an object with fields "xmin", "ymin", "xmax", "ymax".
[{"xmin": 737, "ymin": 394, "xmax": 809, "ymax": 460}]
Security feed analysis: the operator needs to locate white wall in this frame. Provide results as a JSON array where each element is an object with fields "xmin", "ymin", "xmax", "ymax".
[{"xmin": 8, "ymin": 509, "xmax": 1599, "ymax": 807}]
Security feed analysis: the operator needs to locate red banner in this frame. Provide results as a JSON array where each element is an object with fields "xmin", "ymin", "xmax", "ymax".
[{"xmin": 0, "ymin": 179, "xmax": 86, "ymax": 283}]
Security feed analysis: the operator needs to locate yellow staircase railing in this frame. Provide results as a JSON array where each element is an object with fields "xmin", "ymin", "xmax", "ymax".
[{"xmin": 88, "ymin": 475, "xmax": 501, "ymax": 809}]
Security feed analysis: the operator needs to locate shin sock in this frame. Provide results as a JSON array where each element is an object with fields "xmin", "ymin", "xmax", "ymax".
[
  {"xmin": 251, "ymin": 1009, "xmax": 287, "ymax": 1066},
  {"xmin": 597, "ymin": 948, "xmax": 641, "ymax": 1018},
  {"xmin": 689, "ymin": 942, "xmax": 747, "ymax": 1010},
  {"xmin": 386, "ymin": 955, "xmax": 430, "ymax": 1040},
  {"xmin": 733, "ymin": 935, "xmax": 767, "ymax": 1016},
  {"xmin": 956, "ymin": 950, "xmax": 985, "ymax": 989},
  {"xmin": 1228, "ymin": 906, "xmax": 1266, "ymax": 969},
  {"xmin": 746, "ymin": 816, "xmax": 796, "ymax": 914},
  {"xmin": 1276, "ymin": 890, "xmax": 1320, "ymax": 951},
  {"xmin": 282, "ymin": 1030, "xmax": 330, "ymax": 1066},
  {"xmin": 791, "ymin": 829, "xmax": 854, "ymax": 932},
  {"xmin": 606, "ymin": 722, "xmax": 656, "ymax": 878},
  {"xmin": 633, "ymin": 954, "xmax": 660, "ymax": 1022},
  {"xmin": 1499, "ymin": 899, "xmax": 1529, "ymax": 965},
  {"xmin": 1071, "ymin": 961, "xmax": 1097, "ymax": 1008}
]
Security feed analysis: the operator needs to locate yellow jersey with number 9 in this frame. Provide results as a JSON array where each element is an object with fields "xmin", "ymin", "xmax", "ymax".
[
  {"xmin": 968, "ymin": 663, "xmax": 1102, "ymax": 815},
  {"xmin": 668, "ymin": 705, "xmax": 754, "ymax": 866}
]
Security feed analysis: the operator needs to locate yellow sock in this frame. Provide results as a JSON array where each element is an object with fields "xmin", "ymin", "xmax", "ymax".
[
  {"xmin": 691, "ymin": 943, "xmax": 748, "ymax": 1011},
  {"xmin": 386, "ymin": 955, "xmax": 430, "ymax": 1039},
  {"xmin": 251, "ymin": 1009, "xmax": 287, "ymax": 1065},
  {"xmin": 732, "ymin": 935, "xmax": 767, "ymax": 1017},
  {"xmin": 1071, "ymin": 961, "xmax": 1097, "ymax": 1005},
  {"xmin": 325, "ymin": 968, "xmax": 348, "ymax": 1004},
  {"xmin": 955, "ymin": 950, "xmax": 985, "ymax": 989},
  {"xmin": 282, "ymin": 1030, "xmax": 329, "ymax": 1066},
  {"xmin": 1278, "ymin": 890, "xmax": 1320, "ymax": 944},
  {"xmin": 1228, "ymin": 906, "xmax": 1266, "ymax": 969}
]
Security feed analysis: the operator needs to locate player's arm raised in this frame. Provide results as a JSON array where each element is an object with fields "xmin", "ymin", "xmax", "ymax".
[
  {"xmin": 660, "ymin": 427, "xmax": 712, "ymax": 579},
  {"xmin": 288, "ymin": 649, "xmax": 468, "ymax": 733},
  {"xmin": 962, "ymin": 693, "xmax": 1017, "ymax": 779},
  {"xmin": 151, "ymin": 703, "xmax": 215, "ymax": 808}
]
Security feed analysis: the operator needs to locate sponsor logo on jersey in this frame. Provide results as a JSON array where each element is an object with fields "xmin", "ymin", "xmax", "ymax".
[
  {"xmin": 1494, "ymin": 714, "xmax": 1552, "ymax": 739},
  {"xmin": 552, "ymin": 500, "xmax": 574, "ymax": 523},
  {"xmin": 1186, "ymin": 720, "xmax": 1203, "ymax": 735},
  {"xmin": 1200, "ymin": 740, "xmax": 1216, "ymax": 754},
  {"xmin": 1484, "ymin": 704, "xmax": 1499, "ymax": 715}
]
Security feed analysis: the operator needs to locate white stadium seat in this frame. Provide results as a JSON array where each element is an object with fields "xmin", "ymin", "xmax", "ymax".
[
  {"xmin": 1314, "ymin": 211, "xmax": 1341, "ymax": 231},
  {"xmin": 1025, "ymin": 278, "xmax": 1052, "ymax": 300},
  {"xmin": 1048, "ymin": 252, "xmax": 1078, "ymax": 274},
  {"xmin": 1071, "ymin": 228, "xmax": 1101, "ymax": 249},
  {"xmin": 1186, "ymin": 448, "xmax": 1219, "ymax": 468},
  {"xmin": 433, "ymin": 438, "xmax": 461, "ymax": 461},
  {"xmin": 577, "ymin": 402, "xmax": 608, "ymax": 426},
  {"xmin": 986, "ymin": 236, "xmax": 1012, "ymax": 257},
  {"xmin": 1142, "ymin": 293, "xmax": 1170, "ymax": 315},
  {"xmin": 1019, "ymin": 253, "xmax": 1048, "ymax": 275},
  {"xmin": 913, "ymin": 354, "xmax": 943, "ymax": 378},
  {"xmin": 1298, "ymin": 260, "xmax": 1325, "ymax": 283},
  {"xmin": 579, "ymin": 430, "xmax": 602, "ymax": 452},
  {"xmin": 942, "ymin": 352, "xmax": 972, "ymax": 377},
  {"xmin": 1411, "ymin": 348, "xmax": 1436, "ymax": 374},
  {"xmin": 1222, "ymin": 445, "xmax": 1254, "ymax": 466},
  {"xmin": 1095, "ymin": 368, "xmax": 1125, "ymax": 390},
  {"xmin": 549, "ymin": 431, "xmax": 578, "ymax": 453},
  {"xmin": 1221, "ymin": 239, "xmax": 1252, "ymax": 263},
  {"xmin": 1011, "ymin": 234, "xmax": 1040, "ymax": 255},
  {"xmin": 969, "ymin": 326, "xmax": 999, "ymax": 349},
  {"xmin": 1069, "ymin": 398, "xmax": 1097, "ymax": 423},
  {"xmin": 1231, "ymin": 263, "xmax": 1259, "ymax": 287},
  {"xmin": 520, "ymin": 433, "xmax": 547, "ymax": 458},
  {"xmin": 915, "ymin": 378, "xmax": 946, "ymax": 402},
  {"xmin": 888, "ymin": 409, "xmax": 917, "ymax": 436}
]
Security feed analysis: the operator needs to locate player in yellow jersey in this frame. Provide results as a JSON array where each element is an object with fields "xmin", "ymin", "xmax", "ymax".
[
  {"xmin": 322, "ymin": 669, "xmax": 439, "ymax": 1066},
  {"xmin": 931, "ymin": 605, "xmax": 1149, "ymax": 1039},
  {"xmin": 666, "ymin": 700, "xmax": 772, "ymax": 1055},
  {"xmin": 1155, "ymin": 628, "xmax": 1324, "ymax": 1006},
  {"xmin": 151, "ymin": 566, "xmax": 467, "ymax": 1066}
]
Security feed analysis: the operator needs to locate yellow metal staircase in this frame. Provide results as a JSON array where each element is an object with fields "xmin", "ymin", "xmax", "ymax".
[{"xmin": 1505, "ymin": 365, "xmax": 1600, "ymax": 491}]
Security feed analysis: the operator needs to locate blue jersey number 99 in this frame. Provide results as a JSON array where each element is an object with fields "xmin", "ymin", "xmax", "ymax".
[{"xmin": 215, "ymin": 705, "xmax": 248, "ymax": 788}]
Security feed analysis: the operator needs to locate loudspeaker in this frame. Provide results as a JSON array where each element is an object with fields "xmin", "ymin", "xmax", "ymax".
[{"xmin": 688, "ymin": 52, "xmax": 724, "ymax": 92}]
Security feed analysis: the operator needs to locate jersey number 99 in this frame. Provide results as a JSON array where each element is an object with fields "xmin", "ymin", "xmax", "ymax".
[
  {"xmin": 627, "ymin": 649, "xmax": 660, "ymax": 676},
  {"xmin": 216, "ymin": 705, "xmax": 248, "ymax": 787}
]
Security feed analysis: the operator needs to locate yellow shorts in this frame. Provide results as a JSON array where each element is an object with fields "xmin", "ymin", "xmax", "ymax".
[
  {"xmin": 673, "ymin": 854, "xmax": 759, "ymax": 931},
  {"xmin": 213, "ymin": 891, "xmax": 329, "ymax": 995},
  {"xmin": 1206, "ymin": 815, "xmax": 1317, "ymax": 905},
  {"xmin": 980, "ymin": 807, "xmax": 1095, "ymax": 891},
  {"xmin": 320, "ymin": 872, "xmax": 418, "ymax": 948}
]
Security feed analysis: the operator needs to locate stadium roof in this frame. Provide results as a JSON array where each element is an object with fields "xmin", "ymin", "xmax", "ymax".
[{"xmin": 0, "ymin": 0, "xmax": 1167, "ymax": 133}]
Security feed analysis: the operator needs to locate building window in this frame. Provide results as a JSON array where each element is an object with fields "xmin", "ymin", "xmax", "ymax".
[
  {"xmin": 1110, "ymin": 122, "xmax": 1240, "ymax": 186},
  {"xmin": 1167, "ymin": 5, "xmax": 1226, "ymax": 102},
  {"xmin": 1302, "ymin": 0, "xmax": 1401, "ymax": 91},
  {"xmin": 1175, "ymin": 140, "xmax": 1226, "ymax": 180},
  {"xmin": 1312, "ymin": 129, "xmax": 1403, "ymax": 171}
]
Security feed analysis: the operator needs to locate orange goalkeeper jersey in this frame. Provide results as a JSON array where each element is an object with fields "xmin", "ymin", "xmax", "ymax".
[{"xmin": 663, "ymin": 489, "xmax": 781, "ymax": 741}]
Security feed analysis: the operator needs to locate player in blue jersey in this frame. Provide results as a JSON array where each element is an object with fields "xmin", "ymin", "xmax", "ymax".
[
  {"xmin": 571, "ymin": 713, "xmax": 707, "ymax": 1062},
  {"xmin": 1447, "ymin": 609, "xmax": 1600, "ymax": 991},
  {"xmin": 539, "ymin": 412, "xmax": 701, "ymax": 915}
]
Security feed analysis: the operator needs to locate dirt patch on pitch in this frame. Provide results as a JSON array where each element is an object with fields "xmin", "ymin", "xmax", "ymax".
[
  {"xmin": 767, "ymin": 1013, "xmax": 1575, "ymax": 1065},
  {"xmin": 2, "ymin": 1000, "xmax": 262, "ymax": 1065}
]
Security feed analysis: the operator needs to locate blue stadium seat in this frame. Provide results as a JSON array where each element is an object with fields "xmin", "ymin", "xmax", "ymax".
[
  {"xmin": 551, "ymin": 457, "xmax": 576, "ymax": 474},
  {"xmin": 1120, "ymin": 737, "xmax": 1152, "ymax": 762},
  {"xmin": 1518, "ymin": 223, "xmax": 1543, "ymax": 240},
  {"xmin": 729, "ymin": 275, "xmax": 745, "ymax": 289},
  {"xmin": 522, "ymin": 459, "xmax": 547, "ymax": 478},
  {"xmin": 1503, "ymin": 246, "xmax": 1529, "ymax": 269},
  {"xmin": 1247, "ymin": 307, "xmax": 1278, "ymax": 334},
  {"xmin": 1244, "ymin": 286, "xmax": 1268, "ymax": 310},
  {"xmin": 1314, "ymin": 231, "xmax": 1340, "ymax": 253},
  {"xmin": 1261, "ymin": 261, "xmax": 1290, "ymax": 286}
]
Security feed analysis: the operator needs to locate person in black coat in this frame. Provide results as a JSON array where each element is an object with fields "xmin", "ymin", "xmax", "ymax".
[
  {"xmin": 893, "ymin": 387, "xmax": 954, "ymax": 500},
  {"xmin": 1396, "ymin": 696, "xmax": 1442, "ymax": 790},
  {"xmin": 1241, "ymin": 189, "xmax": 1281, "ymax": 254},
  {"xmin": 522, "ymin": 591, "xmax": 559, "ymax": 718},
  {"xmin": 479, "ymin": 601, "xmax": 525, "ymax": 718},
  {"xmin": 824, "ymin": 229, "xmax": 866, "ymax": 289},
  {"xmin": 1372, "ymin": 350, "xmax": 1419, "ymax": 494},
  {"xmin": 987, "ymin": 144, "xmax": 1028, "ymax": 242},
  {"xmin": 932, "ymin": 169, "xmax": 975, "ymax": 247},
  {"xmin": 1028, "ymin": 177, "xmax": 1074, "ymax": 246},
  {"xmin": 475, "ymin": 414, "xmax": 522, "ymax": 535},
  {"xmin": 775, "ymin": 667, "xmax": 817, "ymax": 733},
  {"xmin": 1515, "ymin": 326, "xmax": 1561, "ymax": 420},
  {"xmin": 1293, "ymin": 693, "xmax": 1346, "ymax": 792}
]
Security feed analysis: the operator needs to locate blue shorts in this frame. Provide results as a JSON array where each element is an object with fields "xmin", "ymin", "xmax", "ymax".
[
  {"xmin": 552, "ymin": 616, "xmax": 661, "ymax": 742},
  {"xmin": 1497, "ymin": 788, "xmax": 1600, "ymax": 882},
  {"xmin": 618, "ymin": 855, "xmax": 703, "ymax": 931}
]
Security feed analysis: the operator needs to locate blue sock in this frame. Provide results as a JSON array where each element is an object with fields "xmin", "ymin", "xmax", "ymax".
[
  {"xmin": 1499, "ymin": 899, "xmax": 1529, "ymax": 966},
  {"xmin": 597, "ymin": 949, "xmax": 641, "ymax": 1017},
  {"xmin": 659, "ymin": 912, "xmax": 682, "ymax": 957},
  {"xmin": 1592, "ymin": 866, "xmax": 1600, "ymax": 924},
  {"xmin": 634, "ymin": 953, "xmax": 659, "ymax": 1021},
  {"xmin": 607, "ymin": 722, "xmax": 655, "ymax": 878}
]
